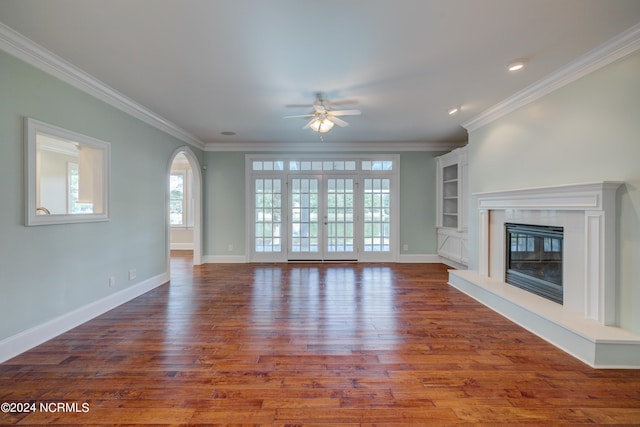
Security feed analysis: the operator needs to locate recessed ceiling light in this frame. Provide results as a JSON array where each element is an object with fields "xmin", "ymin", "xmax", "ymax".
[
  {"xmin": 448, "ymin": 107, "xmax": 459, "ymax": 115},
  {"xmin": 221, "ymin": 131, "xmax": 236, "ymax": 136},
  {"xmin": 508, "ymin": 60, "xmax": 526, "ymax": 72}
]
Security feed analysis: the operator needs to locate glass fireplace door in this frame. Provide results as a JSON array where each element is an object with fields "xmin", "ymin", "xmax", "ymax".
[{"xmin": 506, "ymin": 223, "xmax": 563, "ymax": 304}]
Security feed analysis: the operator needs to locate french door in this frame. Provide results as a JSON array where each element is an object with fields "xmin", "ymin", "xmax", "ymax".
[
  {"xmin": 249, "ymin": 155, "xmax": 398, "ymax": 263},
  {"xmin": 288, "ymin": 175, "xmax": 357, "ymax": 261}
]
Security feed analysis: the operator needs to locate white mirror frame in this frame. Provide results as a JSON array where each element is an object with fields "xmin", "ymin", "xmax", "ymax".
[{"xmin": 25, "ymin": 118, "xmax": 111, "ymax": 226}]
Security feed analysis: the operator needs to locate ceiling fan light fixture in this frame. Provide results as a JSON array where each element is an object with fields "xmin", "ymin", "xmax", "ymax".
[{"xmin": 309, "ymin": 117, "xmax": 334, "ymax": 133}]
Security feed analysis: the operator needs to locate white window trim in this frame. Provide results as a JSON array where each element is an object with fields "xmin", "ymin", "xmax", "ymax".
[{"xmin": 25, "ymin": 117, "xmax": 111, "ymax": 226}]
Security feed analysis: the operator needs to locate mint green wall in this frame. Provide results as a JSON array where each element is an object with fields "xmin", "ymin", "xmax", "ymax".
[
  {"xmin": 0, "ymin": 51, "xmax": 201, "ymax": 341},
  {"xmin": 203, "ymin": 152, "xmax": 246, "ymax": 256},
  {"xmin": 400, "ymin": 151, "xmax": 444, "ymax": 255},
  {"xmin": 0, "ymin": 46, "xmax": 445, "ymax": 343},
  {"xmin": 202, "ymin": 151, "xmax": 442, "ymax": 257},
  {"xmin": 467, "ymin": 51, "xmax": 640, "ymax": 333}
]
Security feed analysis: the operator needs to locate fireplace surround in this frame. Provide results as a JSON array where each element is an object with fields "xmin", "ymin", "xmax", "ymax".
[{"xmin": 448, "ymin": 181, "xmax": 640, "ymax": 368}]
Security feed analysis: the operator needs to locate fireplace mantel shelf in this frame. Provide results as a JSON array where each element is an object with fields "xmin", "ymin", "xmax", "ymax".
[{"xmin": 474, "ymin": 181, "xmax": 623, "ymax": 211}]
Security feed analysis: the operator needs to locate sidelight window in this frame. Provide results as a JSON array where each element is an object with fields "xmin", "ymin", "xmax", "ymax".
[
  {"xmin": 255, "ymin": 178, "xmax": 282, "ymax": 253},
  {"xmin": 363, "ymin": 178, "xmax": 391, "ymax": 252}
]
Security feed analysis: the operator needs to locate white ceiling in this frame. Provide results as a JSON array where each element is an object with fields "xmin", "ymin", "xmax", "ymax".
[{"xmin": 1, "ymin": 0, "xmax": 640, "ymax": 147}]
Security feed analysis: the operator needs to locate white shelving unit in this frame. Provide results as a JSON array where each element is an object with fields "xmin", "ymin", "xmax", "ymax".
[
  {"xmin": 441, "ymin": 163, "xmax": 459, "ymax": 228},
  {"xmin": 436, "ymin": 146, "xmax": 468, "ymax": 268}
]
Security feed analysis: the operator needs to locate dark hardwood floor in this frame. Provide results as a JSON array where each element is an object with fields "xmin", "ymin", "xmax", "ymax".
[{"xmin": 1, "ymin": 251, "xmax": 639, "ymax": 425}]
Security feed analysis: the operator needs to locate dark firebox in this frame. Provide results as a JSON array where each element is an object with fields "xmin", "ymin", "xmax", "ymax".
[{"xmin": 505, "ymin": 223, "xmax": 563, "ymax": 304}]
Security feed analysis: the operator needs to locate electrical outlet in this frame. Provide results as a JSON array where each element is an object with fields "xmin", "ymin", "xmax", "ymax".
[
  {"xmin": 227, "ymin": 244, "xmax": 233, "ymax": 252},
  {"xmin": 128, "ymin": 269, "xmax": 136, "ymax": 280},
  {"xmin": 109, "ymin": 276, "xmax": 116, "ymax": 287},
  {"xmin": 403, "ymin": 244, "xmax": 409, "ymax": 251}
]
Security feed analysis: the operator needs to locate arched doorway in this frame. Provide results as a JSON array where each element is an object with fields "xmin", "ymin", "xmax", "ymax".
[{"xmin": 167, "ymin": 147, "xmax": 203, "ymax": 268}]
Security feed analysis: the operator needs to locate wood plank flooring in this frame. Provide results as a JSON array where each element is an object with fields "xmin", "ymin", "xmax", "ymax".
[{"xmin": 1, "ymin": 251, "xmax": 639, "ymax": 425}]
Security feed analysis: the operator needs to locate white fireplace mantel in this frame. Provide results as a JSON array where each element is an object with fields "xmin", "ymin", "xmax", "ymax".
[
  {"xmin": 448, "ymin": 181, "xmax": 640, "ymax": 368},
  {"xmin": 477, "ymin": 181, "xmax": 621, "ymax": 325}
]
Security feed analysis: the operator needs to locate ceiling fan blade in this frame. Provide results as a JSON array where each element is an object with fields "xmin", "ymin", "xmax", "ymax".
[
  {"xmin": 328, "ymin": 116, "xmax": 349, "ymax": 127},
  {"xmin": 284, "ymin": 114, "xmax": 315, "ymax": 119},
  {"xmin": 325, "ymin": 99, "xmax": 359, "ymax": 106},
  {"xmin": 328, "ymin": 109, "xmax": 361, "ymax": 117},
  {"xmin": 285, "ymin": 103, "xmax": 314, "ymax": 108},
  {"xmin": 302, "ymin": 118, "xmax": 316, "ymax": 130}
]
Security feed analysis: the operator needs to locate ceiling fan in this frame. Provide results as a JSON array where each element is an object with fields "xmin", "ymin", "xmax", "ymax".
[{"xmin": 284, "ymin": 93, "xmax": 361, "ymax": 134}]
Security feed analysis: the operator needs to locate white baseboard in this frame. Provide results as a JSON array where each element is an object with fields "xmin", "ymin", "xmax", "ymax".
[
  {"xmin": 203, "ymin": 254, "xmax": 441, "ymax": 264},
  {"xmin": 0, "ymin": 272, "xmax": 169, "ymax": 364},
  {"xmin": 439, "ymin": 256, "xmax": 468, "ymax": 270},
  {"xmin": 397, "ymin": 254, "xmax": 441, "ymax": 263},
  {"xmin": 202, "ymin": 255, "xmax": 247, "ymax": 263}
]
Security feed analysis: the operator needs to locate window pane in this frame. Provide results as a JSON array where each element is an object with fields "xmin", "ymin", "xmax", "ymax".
[
  {"xmin": 169, "ymin": 200, "xmax": 183, "ymax": 225},
  {"xmin": 170, "ymin": 174, "xmax": 185, "ymax": 225},
  {"xmin": 326, "ymin": 178, "xmax": 355, "ymax": 253},
  {"xmin": 290, "ymin": 178, "xmax": 319, "ymax": 254},
  {"xmin": 170, "ymin": 174, "xmax": 184, "ymax": 198}
]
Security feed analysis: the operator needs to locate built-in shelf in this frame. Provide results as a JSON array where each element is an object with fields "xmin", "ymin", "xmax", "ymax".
[{"xmin": 436, "ymin": 147, "xmax": 468, "ymax": 267}]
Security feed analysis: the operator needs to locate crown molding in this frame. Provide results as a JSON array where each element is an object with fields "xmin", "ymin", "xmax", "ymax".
[
  {"xmin": 463, "ymin": 22, "xmax": 640, "ymax": 133},
  {"xmin": 0, "ymin": 23, "xmax": 205, "ymax": 150},
  {"xmin": 204, "ymin": 140, "xmax": 465, "ymax": 152}
]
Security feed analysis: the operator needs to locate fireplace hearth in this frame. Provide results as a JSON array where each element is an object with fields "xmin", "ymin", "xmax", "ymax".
[{"xmin": 505, "ymin": 223, "xmax": 563, "ymax": 304}]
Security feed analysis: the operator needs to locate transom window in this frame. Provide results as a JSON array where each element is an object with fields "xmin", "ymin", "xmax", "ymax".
[
  {"xmin": 252, "ymin": 160, "xmax": 284, "ymax": 171},
  {"xmin": 361, "ymin": 160, "xmax": 393, "ymax": 171},
  {"xmin": 252, "ymin": 159, "xmax": 390, "ymax": 172},
  {"xmin": 288, "ymin": 160, "xmax": 357, "ymax": 171}
]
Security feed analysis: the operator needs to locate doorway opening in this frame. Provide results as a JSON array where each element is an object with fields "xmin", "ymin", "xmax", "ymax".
[{"xmin": 167, "ymin": 147, "xmax": 203, "ymax": 271}]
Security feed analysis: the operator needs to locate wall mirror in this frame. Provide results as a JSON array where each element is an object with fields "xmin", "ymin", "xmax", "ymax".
[{"xmin": 25, "ymin": 118, "xmax": 110, "ymax": 226}]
